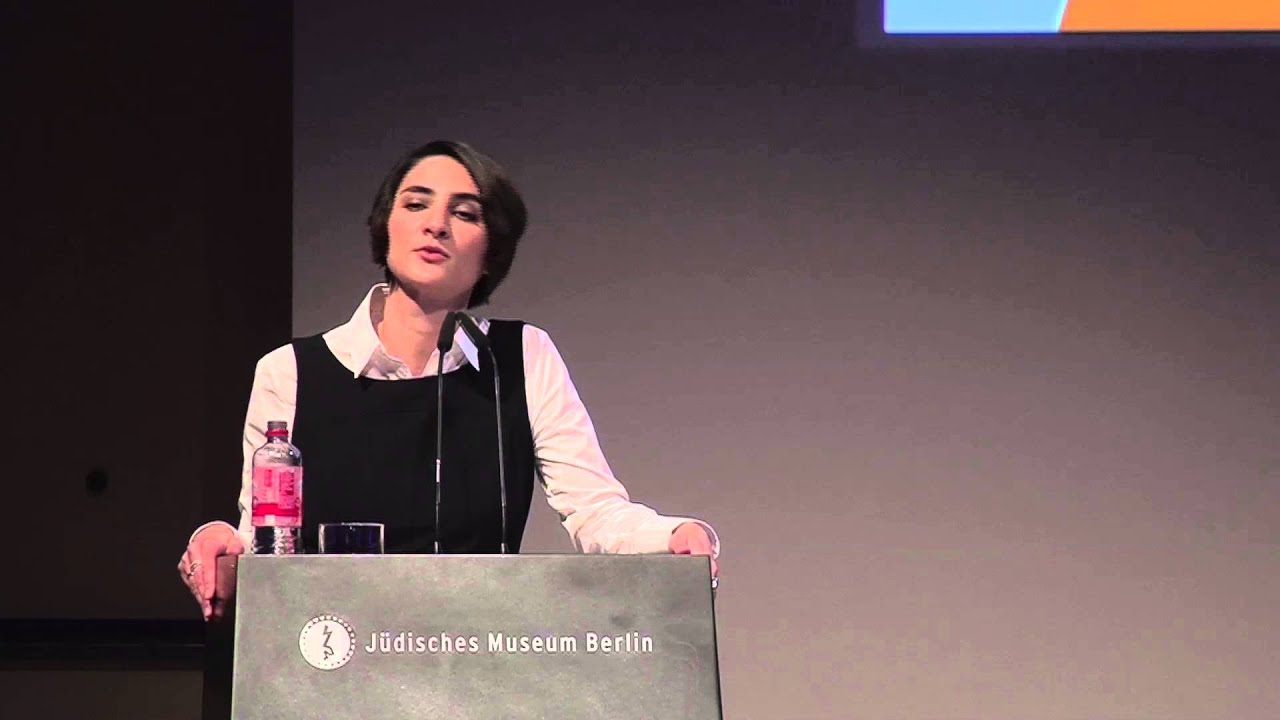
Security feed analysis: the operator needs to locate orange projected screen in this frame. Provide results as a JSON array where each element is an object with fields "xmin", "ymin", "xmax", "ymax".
[
  {"xmin": 1064, "ymin": 1, "xmax": 1280, "ymax": 32},
  {"xmin": 885, "ymin": 1, "xmax": 1280, "ymax": 34}
]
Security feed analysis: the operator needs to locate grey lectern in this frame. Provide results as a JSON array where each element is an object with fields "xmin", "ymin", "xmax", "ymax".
[{"xmin": 205, "ymin": 554, "xmax": 721, "ymax": 720}]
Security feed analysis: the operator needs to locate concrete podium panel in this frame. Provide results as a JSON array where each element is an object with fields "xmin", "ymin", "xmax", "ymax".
[{"xmin": 228, "ymin": 554, "xmax": 721, "ymax": 719}]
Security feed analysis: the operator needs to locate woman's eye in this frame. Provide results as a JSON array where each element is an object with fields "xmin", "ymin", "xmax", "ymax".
[
  {"xmin": 404, "ymin": 201, "xmax": 426, "ymax": 211},
  {"xmin": 454, "ymin": 209, "xmax": 481, "ymax": 223}
]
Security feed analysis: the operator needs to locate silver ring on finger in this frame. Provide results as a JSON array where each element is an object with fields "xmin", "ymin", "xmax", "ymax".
[{"xmin": 186, "ymin": 561, "xmax": 202, "ymax": 579}]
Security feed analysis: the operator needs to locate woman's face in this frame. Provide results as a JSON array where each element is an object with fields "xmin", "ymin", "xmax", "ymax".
[{"xmin": 385, "ymin": 155, "xmax": 487, "ymax": 307}]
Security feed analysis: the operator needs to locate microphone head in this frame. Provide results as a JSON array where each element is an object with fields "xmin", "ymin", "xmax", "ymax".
[{"xmin": 436, "ymin": 311, "xmax": 459, "ymax": 352}]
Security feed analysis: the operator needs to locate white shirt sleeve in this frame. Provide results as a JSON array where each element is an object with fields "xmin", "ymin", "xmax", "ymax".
[
  {"xmin": 189, "ymin": 344, "xmax": 298, "ymax": 549},
  {"xmin": 523, "ymin": 325, "xmax": 719, "ymax": 556}
]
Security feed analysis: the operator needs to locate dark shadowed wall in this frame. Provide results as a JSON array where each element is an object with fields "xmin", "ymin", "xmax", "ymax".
[
  {"xmin": 292, "ymin": 2, "xmax": 1278, "ymax": 719},
  {"xmin": 4, "ymin": 2, "xmax": 290, "ymax": 717},
  {"xmin": 5, "ymin": 0, "xmax": 291, "ymax": 621}
]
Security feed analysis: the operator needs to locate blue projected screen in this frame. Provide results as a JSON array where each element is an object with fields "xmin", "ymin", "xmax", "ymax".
[{"xmin": 883, "ymin": 1, "xmax": 1280, "ymax": 35}]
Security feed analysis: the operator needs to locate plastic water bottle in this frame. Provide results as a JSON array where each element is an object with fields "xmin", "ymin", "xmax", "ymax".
[{"xmin": 251, "ymin": 420, "xmax": 303, "ymax": 554}]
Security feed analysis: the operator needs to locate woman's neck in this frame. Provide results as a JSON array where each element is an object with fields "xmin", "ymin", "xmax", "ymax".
[{"xmin": 376, "ymin": 284, "xmax": 462, "ymax": 375}]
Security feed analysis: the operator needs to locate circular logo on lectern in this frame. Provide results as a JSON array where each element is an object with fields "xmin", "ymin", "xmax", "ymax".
[{"xmin": 299, "ymin": 614, "xmax": 357, "ymax": 670}]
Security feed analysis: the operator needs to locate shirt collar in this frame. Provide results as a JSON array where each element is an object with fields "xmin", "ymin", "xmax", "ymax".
[{"xmin": 328, "ymin": 283, "xmax": 488, "ymax": 378}]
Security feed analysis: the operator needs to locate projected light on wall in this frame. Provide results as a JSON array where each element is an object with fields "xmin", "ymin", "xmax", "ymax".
[{"xmin": 885, "ymin": 1, "xmax": 1280, "ymax": 34}]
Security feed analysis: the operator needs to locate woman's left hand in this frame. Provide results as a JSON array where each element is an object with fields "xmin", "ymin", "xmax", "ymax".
[{"xmin": 669, "ymin": 522, "xmax": 718, "ymax": 582}]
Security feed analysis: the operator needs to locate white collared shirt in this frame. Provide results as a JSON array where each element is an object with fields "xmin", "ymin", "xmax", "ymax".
[{"xmin": 197, "ymin": 284, "xmax": 718, "ymax": 556}]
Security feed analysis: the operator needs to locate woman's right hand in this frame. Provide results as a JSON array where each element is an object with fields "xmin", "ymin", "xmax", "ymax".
[{"xmin": 178, "ymin": 524, "xmax": 245, "ymax": 621}]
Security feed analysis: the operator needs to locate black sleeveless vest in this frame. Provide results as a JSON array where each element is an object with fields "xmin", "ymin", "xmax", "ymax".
[{"xmin": 290, "ymin": 320, "xmax": 536, "ymax": 554}]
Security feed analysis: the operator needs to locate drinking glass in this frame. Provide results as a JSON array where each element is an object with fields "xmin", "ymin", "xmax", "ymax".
[{"xmin": 318, "ymin": 522, "xmax": 385, "ymax": 554}]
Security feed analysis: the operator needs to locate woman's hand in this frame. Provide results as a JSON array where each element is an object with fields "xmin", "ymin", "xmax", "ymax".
[
  {"xmin": 669, "ymin": 522, "xmax": 718, "ymax": 583},
  {"xmin": 178, "ymin": 524, "xmax": 245, "ymax": 621}
]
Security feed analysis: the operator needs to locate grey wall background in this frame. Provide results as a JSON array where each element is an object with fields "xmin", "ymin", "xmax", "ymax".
[{"xmin": 292, "ymin": 2, "xmax": 1280, "ymax": 719}]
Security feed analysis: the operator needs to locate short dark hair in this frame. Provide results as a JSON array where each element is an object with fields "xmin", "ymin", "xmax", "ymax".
[{"xmin": 367, "ymin": 140, "xmax": 528, "ymax": 308}]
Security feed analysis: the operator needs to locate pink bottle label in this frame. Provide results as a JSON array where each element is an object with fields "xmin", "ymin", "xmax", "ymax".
[{"xmin": 252, "ymin": 466, "xmax": 303, "ymax": 527}]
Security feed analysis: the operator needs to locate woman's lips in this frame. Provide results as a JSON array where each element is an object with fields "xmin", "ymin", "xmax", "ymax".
[{"xmin": 415, "ymin": 247, "xmax": 449, "ymax": 263}]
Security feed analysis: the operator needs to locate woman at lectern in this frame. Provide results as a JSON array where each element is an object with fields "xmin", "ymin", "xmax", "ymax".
[{"xmin": 177, "ymin": 140, "xmax": 718, "ymax": 620}]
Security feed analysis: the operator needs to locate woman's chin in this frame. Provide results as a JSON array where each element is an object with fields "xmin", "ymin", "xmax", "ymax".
[{"xmin": 388, "ymin": 276, "xmax": 470, "ymax": 308}]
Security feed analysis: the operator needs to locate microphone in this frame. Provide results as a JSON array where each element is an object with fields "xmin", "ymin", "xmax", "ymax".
[
  {"xmin": 455, "ymin": 312, "xmax": 509, "ymax": 554},
  {"xmin": 437, "ymin": 311, "xmax": 460, "ymax": 353},
  {"xmin": 433, "ymin": 311, "xmax": 460, "ymax": 554}
]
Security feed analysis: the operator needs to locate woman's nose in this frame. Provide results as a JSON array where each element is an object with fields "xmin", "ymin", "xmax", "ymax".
[{"xmin": 422, "ymin": 207, "xmax": 449, "ymax": 238}]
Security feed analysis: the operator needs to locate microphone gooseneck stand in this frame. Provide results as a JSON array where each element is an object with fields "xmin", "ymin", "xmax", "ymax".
[
  {"xmin": 433, "ymin": 311, "xmax": 459, "ymax": 555},
  {"xmin": 455, "ymin": 313, "xmax": 509, "ymax": 554}
]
